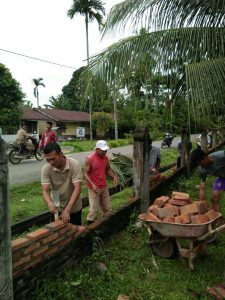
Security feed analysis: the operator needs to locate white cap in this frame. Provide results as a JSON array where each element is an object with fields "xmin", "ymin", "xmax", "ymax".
[{"xmin": 95, "ymin": 140, "xmax": 110, "ymax": 151}]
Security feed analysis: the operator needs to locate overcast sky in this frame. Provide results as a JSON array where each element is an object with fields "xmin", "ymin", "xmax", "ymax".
[{"xmin": 0, "ymin": 0, "xmax": 123, "ymax": 108}]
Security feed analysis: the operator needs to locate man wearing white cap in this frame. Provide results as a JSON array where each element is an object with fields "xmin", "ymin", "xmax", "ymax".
[{"xmin": 84, "ymin": 140, "xmax": 118, "ymax": 224}]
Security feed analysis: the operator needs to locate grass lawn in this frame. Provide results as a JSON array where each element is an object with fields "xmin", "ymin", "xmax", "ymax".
[
  {"xmin": 33, "ymin": 169, "xmax": 225, "ymax": 300},
  {"xmin": 9, "ymin": 146, "xmax": 178, "ymax": 224},
  {"xmin": 10, "ymin": 144, "xmax": 225, "ymax": 299}
]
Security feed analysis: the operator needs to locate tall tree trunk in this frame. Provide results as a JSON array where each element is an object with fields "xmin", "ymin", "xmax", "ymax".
[
  {"xmin": 114, "ymin": 97, "xmax": 118, "ymax": 140},
  {"xmin": 37, "ymin": 89, "xmax": 39, "ymax": 108},
  {"xmin": 85, "ymin": 13, "xmax": 92, "ymax": 141}
]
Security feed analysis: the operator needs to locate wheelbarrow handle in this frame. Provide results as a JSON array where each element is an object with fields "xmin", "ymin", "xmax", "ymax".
[{"xmin": 197, "ymin": 223, "xmax": 225, "ymax": 242}]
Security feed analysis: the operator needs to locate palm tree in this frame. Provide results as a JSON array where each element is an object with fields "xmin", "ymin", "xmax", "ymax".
[
  {"xmin": 32, "ymin": 78, "xmax": 45, "ymax": 108},
  {"xmin": 85, "ymin": 0, "xmax": 225, "ymax": 130},
  {"xmin": 67, "ymin": 0, "xmax": 105, "ymax": 141}
]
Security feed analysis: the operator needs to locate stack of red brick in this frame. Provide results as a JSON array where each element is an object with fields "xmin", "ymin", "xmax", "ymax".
[{"xmin": 145, "ymin": 191, "xmax": 218, "ymax": 224}]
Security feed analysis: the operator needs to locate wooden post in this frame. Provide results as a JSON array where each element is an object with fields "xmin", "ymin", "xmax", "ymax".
[
  {"xmin": 181, "ymin": 129, "xmax": 191, "ymax": 177},
  {"xmin": 133, "ymin": 126, "xmax": 151, "ymax": 213},
  {"xmin": 0, "ymin": 137, "xmax": 13, "ymax": 299},
  {"xmin": 211, "ymin": 129, "xmax": 217, "ymax": 149},
  {"xmin": 200, "ymin": 130, "xmax": 208, "ymax": 153}
]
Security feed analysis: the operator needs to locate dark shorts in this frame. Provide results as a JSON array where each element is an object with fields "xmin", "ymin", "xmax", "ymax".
[{"xmin": 213, "ymin": 178, "xmax": 225, "ymax": 191}]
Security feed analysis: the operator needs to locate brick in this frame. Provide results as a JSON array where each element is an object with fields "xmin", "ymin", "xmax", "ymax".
[
  {"xmin": 12, "ymin": 251, "xmax": 24, "ymax": 263},
  {"xmin": 11, "ymin": 238, "xmax": 30, "ymax": 252},
  {"xmin": 144, "ymin": 213, "xmax": 161, "ymax": 222},
  {"xmin": 153, "ymin": 196, "xmax": 170, "ymax": 208},
  {"xmin": 205, "ymin": 210, "xmax": 220, "ymax": 221},
  {"xmin": 194, "ymin": 201, "xmax": 208, "ymax": 213},
  {"xmin": 190, "ymin": 214, "xmax": 210, "ymax": 224},
  {"xmin": 172, "ymin": 191, "xmax": 189, "ymax": 200},
  {"xmin": 168, "ymin": 199, "xmax": 189, "ymax": 206},
  {"xmin": 13, "ymin": 255, "xmax": 31, "ymax": 268},
  {"xmin": 174, "ymin": 213, "xmax": 190, "ymax": 224},
  {"xmin": 66, "ymin": 226, "xmax": 79, "ymax": 238},
  {"xmin": 23, "ymin": 242, "xmax": 41, "ymax": 255},
  {"xmin": 147, "ymin": 205, "xmax": 160, "ymax": 217},
  {"xmin": 74, "ymin": 226, "xmax": 86, "ymax": 237},
  {"xmin": 43, "ymin": 246, "xmax": 59, "ymax": 258},
  {"xmin": 22, "ymin": 256, "xmax": 42, "ymax": 271},
  {"xmin": 147, "ymin": 205, "xmax": 158, "ymax": 213},
  {"xmin": 32, "ymin": 245, "xmax": 49, "ymax": 257},
  {"xmin": 26, "ymin": 228, "xmax": 51, "ymax": 241},
  {"xmin": 52, "ymin": 235, "xmax": 66, "ymax": 246},
  {"xmin": 59, "ymin": 223, "xmax": 74, "ymax": 235},
  {"xmin": 42, "ymin": 232, "xmax": 59, "ymax": 244},
  {"xmin": 56, "ymin": 236, "xmax": 74, "ymax": 249},
  {"xmin": 180, "ymin": 202, "xmax": 203, "ymax": 215},
  {"xmin": 158, "ymin": 205, "xmax": 180, "ymax": 219},
  {"xmin": 162, "ymin": 216, "xmax": 175, "ymax": 223},
  {"xmin": 45, "ymin": 220, "xmax": 68, "ymax": 231}
]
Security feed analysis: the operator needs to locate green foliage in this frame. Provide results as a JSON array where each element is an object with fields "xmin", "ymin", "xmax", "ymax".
[
  {"xmin": 92, "ymin": 112, "xmax": 113, "ymax": 135},
  {"xmin": 62, "ymin": 66, "xmax": 88, "ymax": 111},
  {"xmin": 47, "ymin": 95, "xmax": 71, "ymax": 110},
  {"xmin": 0, "ymin": 63, "xmax": 24, "ymax": 131}
]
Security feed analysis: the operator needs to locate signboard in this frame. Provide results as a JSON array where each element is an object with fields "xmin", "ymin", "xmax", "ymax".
[{"xmin": 76, "ymin": 127, "xmax": 85, "ymax": 138}]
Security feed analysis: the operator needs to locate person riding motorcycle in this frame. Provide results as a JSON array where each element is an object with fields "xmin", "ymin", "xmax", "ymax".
[
  {"xmin": 161, "ymin": 132, "xmax": 174, "ymax": 148},
  {"xmin": 15, "ymin": 123, "xmax": 31, "ymax": 155}
]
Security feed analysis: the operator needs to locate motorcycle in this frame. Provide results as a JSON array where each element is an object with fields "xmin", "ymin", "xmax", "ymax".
[
  {"xmin": 8, "ymin": 136, "xmax": 44, "ymax": 164},
  {"xmin": 161, "ymin": 133, "xmax": 174, "ymax": 149}
]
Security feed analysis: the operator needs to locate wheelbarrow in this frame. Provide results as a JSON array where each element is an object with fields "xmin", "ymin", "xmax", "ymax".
[{"xmin": 138, "ymin": 212, "xmax": 225, "ymax": 270}]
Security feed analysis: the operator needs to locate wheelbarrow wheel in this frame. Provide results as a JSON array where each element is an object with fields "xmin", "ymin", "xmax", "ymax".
[{"xmin": 150, "ymin": 231, "xmax": 178, "ymax": 259}]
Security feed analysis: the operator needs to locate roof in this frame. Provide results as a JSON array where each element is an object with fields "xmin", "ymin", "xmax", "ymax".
[{"xmin": 21, "ymin": 107, "xmax": 89, "ymax": 122}]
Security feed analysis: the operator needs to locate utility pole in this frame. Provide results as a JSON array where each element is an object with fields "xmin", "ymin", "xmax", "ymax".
[{"xmin": 0, "ymin": 136, "xmax": 13, "ymax": 299}]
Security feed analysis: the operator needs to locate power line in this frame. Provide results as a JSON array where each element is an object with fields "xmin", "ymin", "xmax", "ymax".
[{"xmin": 0, "ymin": 48, "xmax": 76, "ymax": 70}]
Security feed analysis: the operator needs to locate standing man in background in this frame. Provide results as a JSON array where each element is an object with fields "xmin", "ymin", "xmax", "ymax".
[
  {"xmin": 149, "ymin": 138, "xmax": 161, "ymax": 175},
  {"xmin": 84, "ymin": 140, "xmax": 118, "ymax": 225},
  {"xmin": 39, "ymin": 121, "xmax": 57, "ymax": 150}
]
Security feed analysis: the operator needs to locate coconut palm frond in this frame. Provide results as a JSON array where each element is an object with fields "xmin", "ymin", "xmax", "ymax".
[
  {"xmin": 186, "ymin": 57, "xmax": 225, "ymax": 120},
  {"xmin": 89, "ymin": 27, "xmax": 225, "ymax": 89},
  {"xmin": 110, "ymin": 154, "xmax": 133, "ymax": 187},
  {"xmin": 103, "ymin": 0, "xmax": 225, "ymax": 37}
]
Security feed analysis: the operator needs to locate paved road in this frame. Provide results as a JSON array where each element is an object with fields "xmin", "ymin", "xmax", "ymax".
[{"xmin": 8, "ymin": 134, "xmax": 198, "ymax": 186}]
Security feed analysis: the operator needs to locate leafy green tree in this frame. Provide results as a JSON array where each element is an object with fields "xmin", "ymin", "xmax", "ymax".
[
  {"xmin": 48, "ymin": 95, "xmax": 71, "ymax": 110},
  {"xmin": 0, "ymin": 63, "xmax": 24, "ymax": 133},
  {"xmin": 32, "ymin": 77, "xmax": 45, "ymax": 108},
  {"xmin": 62, "ymin": 66, "xmax": 87, "ymax": 111},
  {"xmin": 67, "ymin": 0, "xmax": 106, "ymax": 140},
  {"xmin": 92, "ymin": 112, "xmax": 113, "ymax": 138},
  {"xmin": 23, "ymin": 100, "xmax": 33, "ymax": 108},
  {"xmin": 87, "ymin": 0, "xmax": 225, "ymax": 130}
]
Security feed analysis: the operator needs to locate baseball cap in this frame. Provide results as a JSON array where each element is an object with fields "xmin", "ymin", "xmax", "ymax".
[{"xmin": 95, "ymin": 140, "xmax": 110, "ymax": 151}]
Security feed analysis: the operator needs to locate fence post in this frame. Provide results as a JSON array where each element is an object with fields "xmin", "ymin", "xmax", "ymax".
[
  {"xmin": 181, "ymin": 129, "xmax": 191, "ymax": 177},
  {"xmin": 0, "ymin": 137, "xmax": 13, "ymax": 299},
  {"xmin": 211, "ymin": 129, "xmax": 217, "ymax": 149},
  {"xmin": 200, "ymin": 130, "xmax": 208, "ymax": 152},
  {"xmin": 133, "ymin": 126, "xmax": 151, "ymax": 213}
]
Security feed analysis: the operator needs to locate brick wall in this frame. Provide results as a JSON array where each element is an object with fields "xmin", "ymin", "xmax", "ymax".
[
  {"xmin": 12, "ymin": 198, "xmax": 139, "ymax": 299},
  {"xmin": 12, "ymin": 220, "xmax": 86, "ymax": 278}
]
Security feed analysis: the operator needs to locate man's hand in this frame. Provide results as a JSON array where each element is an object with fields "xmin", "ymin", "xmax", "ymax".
[
  {"xmin": 113, "ymin": 176, "xmax": 118, "ymax": 187},
  {"xmin": 48, "ymin": 202, "xmax": 57, "ymax": 214},
  {"xmin": 60, "ymin": 208, "xmax": 70, "ymax": 223}
]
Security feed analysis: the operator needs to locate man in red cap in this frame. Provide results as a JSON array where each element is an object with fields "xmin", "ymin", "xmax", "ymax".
[{"xmin": 84, "ymin": 140, "xmax": 118, "ymax": 224}]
